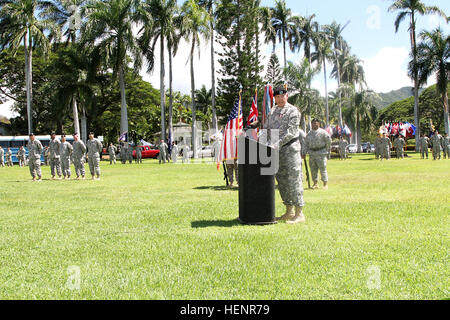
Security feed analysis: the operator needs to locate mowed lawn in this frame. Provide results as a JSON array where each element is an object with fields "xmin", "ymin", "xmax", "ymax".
[{"xmin": 0, "ymin": 153, "xmax": 448, "ymax": 300}]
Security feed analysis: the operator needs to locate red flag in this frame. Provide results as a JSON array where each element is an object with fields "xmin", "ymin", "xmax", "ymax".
[{"xmin": 247, "ymin": 88, "xmax": 258, "ymax": 126}]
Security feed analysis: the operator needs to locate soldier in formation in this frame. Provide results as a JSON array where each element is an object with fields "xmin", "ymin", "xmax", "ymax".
[
  {"xmin": 17, "ymin": 146, "xmax": 26, "ymax": 167},
  {"xmin": 27, "ymin": 133, "xmax": 43, "ymax": 181},
  {"xmin": 127, "ymin": 143, "xmax": 133, "ymax": 164},
  {"xmin": 225, "ymin": 159, "xmax": 239, "ymax": 189},
  {"xmin": 86, "ymin": 132, "xmax": 103, "ymax": 180},
  {"xmin": 393, "ymin": 135, "xmax": 406, "ymax": 159},
  {"xmin": 108, "ymin": 143, "xmax": 117, "ymax": 165},
  {"xmin": 49, "ymin": 132, "xmax": 62, "ymax": 179},
  {"xmin": 60, "ymin": 134, "xmax": 73, "ymax": 179},
  {"xmin": 441, "ymin": 133, "xmax": 449, "ymax": 159},
  {"xmin": 431, "ymin": 131, "xmax": 442, "ymax": 160},
  {"xmin": 135, "ymin": 141, "xmax": 143, "ymax": 164},
  {"xmin": 5, "ymin": 147, "xmax": 13, "ymax": 167},
  {"xmin": 380, "ymin": 134, "xmax": 392, "ymax": 160},
  {"xmin": 120, "ymin": 142, "xmax": 127, "ymax": 164},
  {"xmin": 419, "ymin": 134, "xmax": 430, "ymax": 159},
  {"xmin": 158, "ymin": 139, "xmax": 168, "ymax": 164},
  {"xmin": 338, "ymin": 136, "xmax": 348, "ymax": 160},
  {"xmin": 171, "ymin": 142, "xmax": 178, "ymax": 164},
  {"xmin": 72, "ymin": 133, "xmax": 86, "ymax": 180},
  {"xmin": 0, "ymin": 146, "xmax": 4, "ymax": 167},
  {"xmin": 304, "ymin": 119, "xmax": 332, "ymax": 190},
  {"xmin": 374, "ymin": 134, "xmax": 383, "ymax": 160}
]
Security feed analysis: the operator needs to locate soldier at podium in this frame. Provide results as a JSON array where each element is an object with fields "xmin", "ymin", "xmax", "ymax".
[{"xmin": 262, "ymin": 86, "xmax": 305, "ymax": 225}]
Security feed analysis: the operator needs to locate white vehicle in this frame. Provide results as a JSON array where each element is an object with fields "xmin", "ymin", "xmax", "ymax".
[
  {"xmin": 188, "ymin": 145, "xmax": 214, "ymax": 158},
  {"xmin": 347, "ymin": 144, "xmax": 357, "ymax": 153}
]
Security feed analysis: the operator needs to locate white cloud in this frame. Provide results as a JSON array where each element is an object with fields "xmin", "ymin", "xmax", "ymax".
[
  {"xmin": 362, "ymin": 47, "xmax": 413, "ymax": 93},
  {"xmin": 0, "ymin": 100, "xmax": 17, "ymax": 119}
]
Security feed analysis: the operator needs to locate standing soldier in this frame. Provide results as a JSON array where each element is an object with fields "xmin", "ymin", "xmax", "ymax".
[
  {"xmin": 225, "ymin": 159, "xmax": 239, "ymax": 189},
  {"xmin": 86, "ymin": 132, "xmax": 103, "ymax": 180},
  {"xmin": 27, "ymin": 133, "xmax": 43, "ymax": 181},
  {"xmin": 120, "ymin": 142, "xmax": 127, "ymax": 164},
  {"xmin": 5, "ymin": 148, "xmax": 13, "ymax": 167},
  {"xmin": 431, "ymin": 130, "xmax": 442, "ymax": 160},
  {"xmin": 158, "ymin": 139, "xmax": 168, "ymax": 164},
  {"xmin": 338, "ymin": 136, "xmax": 349, "ymax": 160},
  {"xmin": 394, "ymin": 135, "xmax": 406, "ymax": 159},
  {"xmin": 44, "ymin": 146, "xmax": 49, "ymax": 165},
  {"xmin": 304, "ymin": 119, "xmax": 332, "ymax": 190},
  {"xmin": 0, "ymin": 146, "xmax": 4, "ymax": 167},
  {"xmin": 135, "ymin": 141, "xmax": 143, "ymax": 164},
  {"xmin": 127, "ymin": 142, "xmax": 133, "ymax": 164},
  {"xmin": 441, "ymin": 133, "xmax": 449, "ymax": 159},
  {"xmin": 72, "ymin": 133, "xmax": 87, "ymax": 180},
  {"xmin": 380, "ymin": 133, "xmax": 392, "ymax": 160},
  {"xmin": 375, "ymin": 134, "xmax": 383, "ymax": 159},
  {"xmin": 17, "ymin": 146, "xmax": 26, "ymax": 167},
  {"xmin": 60, "ymin": 134, "xmax": 73, "ymax": 179},
  {"xmin": 171, "ymin": 141, "xmax": 178, "ymax": 163},
  {"xmin": 262, "ymin": 86, "xmax": 305, "ymax": 224},
  {"xmin": 108, "ymin": 143, "xmax": 117, "ymax": 165},
  {"xmin": 182, "ymin": 142, "xmax": 190, "ymax": 164},
  {"xmin": 419, "ymin": 134, "xmax": 430, "ymax": 159},
  {"xmin": 49, "ymin": 132, "xmax": 62, "ymax": 179}
]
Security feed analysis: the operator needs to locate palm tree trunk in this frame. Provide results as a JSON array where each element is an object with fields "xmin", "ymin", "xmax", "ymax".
[
  {"xmin": 282, "ymin": 29, "xmax": 287, "ymax": 71},
  {"xmin": 356, "ymin": 110, "xmax": 361, "ymax": 152},
  {"xmin": 81, "ymin": 108, "xmax": 87, "ymax": 143},
  {"xmin": 443, "ymin": 89, "xmax": 450, "ymax": 135},
  {"xmin": 210, "ymin": 19, "xmax": 218, "ymax": 132},
  {"xmin": 190, "ymin": 40, "xmax": 198, "ymax": 159},
  {"xmin": 411, "ymin": 14, "xmax": 420, "ymax": 151},
  {"xmin": 119, "ymin": 65, "xmax": 129, "ymax": 138},
  {"xmin": 168, "ymin": 44, "xmax": 174, "ymax": 148},
  {"xmin": 24, "ymin": 30, "xmax": 33, "ymax": 134},
  {"xmin": 72, "ymin": 97, "xmax": 80, "ymax": 135},
  {"xmin": 160, "ymin": 37, "xmax": 166, "ymax": 142},
  {"xmin": 323, "ymin": 60, "xmax": 329, "ymax": 127}
]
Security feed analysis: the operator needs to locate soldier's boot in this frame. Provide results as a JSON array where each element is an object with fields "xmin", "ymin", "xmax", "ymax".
[
  {"xmin": 57, "ymin": 176, "xmax": 62, "ymax": 180},
  {"xmin": 312, "ymin": 181, "xmax": 319, "ymax": 189},
  {"xmin": 51, "ymin": 175, "xmax": 55, "ymax": 180},
  {"xmin": 287, "ymin": 206, "xmax": 306, "ymax": 225},
  {"xmin": 37, "ymin": 176, "xmax": 42, "ymax": 182},
  {"xmin": 323, "ymin": 181, "xmax": 328, "ymax": 190},
  {"xmin": 276, "ymin": 205, "xmax": 295, "ymax": 221},
  {"xmin": 76, "ymin": 176, "xmax": 80, "ymax": 180},
  {"xmin": 32, "ymin": 177, "xmax": 36, "ymax": 181}
]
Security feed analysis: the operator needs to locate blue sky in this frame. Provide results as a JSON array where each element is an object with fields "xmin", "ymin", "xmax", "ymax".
[{"xmin": 1, "ymin": 0, "xmax": 449, "ymax": 118}]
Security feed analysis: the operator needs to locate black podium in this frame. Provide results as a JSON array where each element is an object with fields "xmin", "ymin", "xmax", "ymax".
[{"xmin": 237, "ymin": 135, "xmax": 276, "ymax": 225}]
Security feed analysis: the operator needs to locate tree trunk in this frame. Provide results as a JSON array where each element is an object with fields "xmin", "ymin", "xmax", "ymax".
[
  {"xmin": 24, "ymin": 30, "xmax": 33, "ymax": 134},
  {"xmin": 119, "ymin": 65, "xmax": 129, "ymax": 139},
  {"xmin": 282, "ymin": 29, "xmax": 287, "ymax": 72},
  {"xmin": 411, "ymin": 14, "xmax": 420, "ymax": 151},
  {"xmin": 356, "ymin": 110, "xmax": 361, "ymax": 152},
  {"xmin": 81, "ymin": 108, "xmax": 87, "ymax": 143},
  {"xmin": 191, "ymin": 40, "xmax": 198, "ymax": 159},
  {"xmin": 72, "ymin": 96, "xmax": 80, "ymax": 135},
  {"xmin": 168, "ymin": 44, "xmax": 174, "ymax": 147},
  {"xmin": 443, "ymin": 89, "xmax": 450, "ymax": 135},
  {"xmin": 210, "ymin": 19, "xmax": 218, "ymax": 132},
  {"xmin": 324, "ymin": 60, "xmax": 329, "ymax": 127},
  {"xmin": 160, "ymin": 37, "xmax": 166, "ymax": 142}
]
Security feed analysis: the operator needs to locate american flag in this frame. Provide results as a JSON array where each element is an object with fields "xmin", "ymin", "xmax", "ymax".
[{"xmin": 217, "ymin": 95, "xmax": 243, "ymax": 168}]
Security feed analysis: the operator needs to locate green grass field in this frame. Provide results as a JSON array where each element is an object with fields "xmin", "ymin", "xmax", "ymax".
[{"xmin": 0, "ymin": 153, "xmax": 448, "ymax": 300}]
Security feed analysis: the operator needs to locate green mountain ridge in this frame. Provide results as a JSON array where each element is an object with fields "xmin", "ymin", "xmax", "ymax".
[{"xmin": 377, "ymin": 86, "xmax": 425, "ymax": 109}]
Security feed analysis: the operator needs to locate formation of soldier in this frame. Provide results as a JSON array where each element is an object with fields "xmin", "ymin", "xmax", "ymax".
[
  {"xmin": 393, "ymin": 135, "xmax": 407, "ymax": 159},
  {"xmin": 338, "ymin": 136, "xmax": 349, "ymax": 160}
]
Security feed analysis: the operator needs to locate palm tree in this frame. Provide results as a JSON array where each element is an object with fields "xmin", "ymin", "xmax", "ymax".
[
  {"xmin": 324, "ymin": 20, "xmax": 350, "ymax": 128},
  {"xmin": 180, "ymin": 0, "xmax": 210, "ymax": 159},
  {"xmin": 0, "ymin": 0, "xmax": 58, "ymax": 134},
  {"xmin": 269, "ymin": 0, "xmax": 299, "ymax": 69},
  {"xmin": 413, "ymin": 28, "xmax": 450, "ymax": 135},
  {"xmin": 140, "ymin": 0, "xmax": 177, "ymax": 142},
  {"xmin": 312, "ymin": 29, "xmax": 333, "ymax": 126},
  {"xmin": 388, "ymin": 0, "xmax": 447, "ymax": 150},
  {"xmin": 195, "ymin": 85, "xmax": 212, "ymax": 114},
  {"xmin": 81, "ymin": 0, "xmax": 148, "ymax": 140}
]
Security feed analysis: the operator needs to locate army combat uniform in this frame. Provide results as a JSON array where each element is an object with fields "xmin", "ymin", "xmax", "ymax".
[
  {"xmin": 431, "ymin": 133, "xmax": 442, "ymax": 160},
  {"xmin": 419, "ymin": 136, "xmax": 429, "ymax": 159},
  {"xmin": 375, "ymin": 136, "xmax": 383, "ymax": 159},
  {"xmin": 304, "ymin": 128, "xmax": 332, "ymax": 185},
  {"xmin": 380, "ymin": 137, "xmax": 392, "ymax": 160},
  {"xmin": 0, "ymin": 147, "xmax": 4, "ymax": 167},
  {"xmin": 28, "ymin": 139, "xmax": 43, "ymax": 180},
  {"xmin": 394, "ymin": 136, "xmax": 406, "ymax": 159},
  {"xmin": 135, "ymin": 142, "xmax": 143, "ymax": 164},
  {"xmin": 17, "ymin": 148, "xmax": 26, "ymax": 167},
  {"xmin": 171, "ymin": 144, "xmax": 178, "ymax": 164},
  {"xmin": 5, "ymin": 149, "xmax": 13, "ymax": 167},
  {"xmin": 86, "ymin": 138, "xmax": 103, "ymax": 178},
  {"xmin": 49, "ymin": 137, "xmax": 62, "ymax": 177},
  {"xmin": 441, "ymin": 135, "xmax": 449, "ymax": 159},
  {"xmin": 108, "ymin": 145, "xmax": 117, "ymax": 164},
  {"xmin": 127, "ymin": 144, "xmax": 133, "ymax": 164},
  {"xmin": 73, "ymin": 139, "xmax": 86, "ymax": 178},
  {"xmin": 339, "ymin": 139, "xmax": 349, "ymax": 160},
  {"xmin": 60, "ymin": 141, "xmax": 73, "ymax": 178},
  {"xmin": 158, "ymin": 142, "xmax": 168, "ymax": 164}
]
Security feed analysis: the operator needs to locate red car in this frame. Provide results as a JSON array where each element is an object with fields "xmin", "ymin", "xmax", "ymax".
[{"xmin": 132, "ymin": 145, "xmax": 160, "ymax": 159}]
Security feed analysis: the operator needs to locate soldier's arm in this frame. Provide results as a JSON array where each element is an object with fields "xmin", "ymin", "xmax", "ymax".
[{"xmin": 279, "ymin": 109, "xmax": 300, "ymax": 148}]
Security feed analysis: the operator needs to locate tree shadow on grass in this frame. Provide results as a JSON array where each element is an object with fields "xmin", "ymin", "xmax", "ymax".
[
  {"xmin": 193, "ymin": 185, "xmax": 238, "ymax": 191},
  {"xmin": 191, "ymin": 219, "xmax": 240, "ymax": 228}
]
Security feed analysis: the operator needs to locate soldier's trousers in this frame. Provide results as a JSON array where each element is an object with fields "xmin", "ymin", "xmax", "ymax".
[
  {"xmin": 396, "ymin": 147, "xmax": 404, "ymax": 159},
  {"xmin": 50, "ymin": 157, "xmax": 62, "ymax": 176},
  {"xmin": 226, "ymin": 160, "xmax": 238, "ymax": 184},
  {"xmin": 276, "ymin": 150, "xmax": 304, "ymax": 207},
  {"xmin": 29, "ymin": 158, "xmax": 42, "ymax": 178},
  {"xmin": 309, "ymin": 154, "xmax": 328, "ymax": 182},
  {"xmin": 6, "ymin": 157, "xmax": 12, "ymax": 166},
  {"xmin": 109, "ymin": 154, "xmax": 116, "ymax": 164},
  {"xmin": 339, "ymin": 149, "xmax": 346, "ymax": 160},
  {"xmin": 73, "ymin": 158, "xmax": 85, "ymax": 177},
  {"xmin": 159, "ymin": 153, "xmax": 166, "ymax": 164},
  {"xmin": 443, "ymin": 146, "xmax": 449, "ymax": 158},
  {"xmin": 432, "ymin": 147, "xmax": 441, "ymax": 160},
  {"xmin": 19, "ymin": 156, "xmax": 26, "ymax": 167},
  {"xmin": 136, "ymin": 154, "xmax": 142, "ymax": 163},
  {"xmin": 381, "ymin": 149, "xmax": 390, "ymax": 159},
  {"xmin": 420, "ymin": 147, "xmax": 428, "ymax": 159},
  {"xmin": 0, "ymin": 157, "xmax": 4, "ymax": 167},
  {"xmin": 88, "ymin": 155, "xmax": 101, "ymax": 176},
  {"xmin": 61, "ymin": 157, "xmax": 71, "ymax": 177}
]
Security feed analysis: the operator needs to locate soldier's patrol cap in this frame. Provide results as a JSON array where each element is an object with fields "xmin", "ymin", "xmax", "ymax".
[
  {"xmin": 89, "ymin": 132, "xmax": 94, "ymax": 135},
  {"xmin": 29, "ymin": 132, "xmax": 35, "ymax": 136},
  {"xmin": 61, "ymin": 134, "xmax": 66, "ymax": 138},
  {"xmin": 74, "ymin": 132, "xmax": 79, "ymax": 136},
  {"xmin": 51, "ymin": 132, "xmax": 56, "ymax": 136},
  {"xmin": 311, "ymin": 118, "xmax": 321, "ymax": 123},
  {"xmin": 273, "ymin": 86, "xmax": 288, "ymax": 96}
]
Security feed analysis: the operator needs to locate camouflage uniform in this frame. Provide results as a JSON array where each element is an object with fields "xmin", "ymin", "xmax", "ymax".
[
  {"xmin": 27, "ymin": 139, "xmax": 43, "ymax": 179},
  {"xmin": 0, "ymin": 147, "xmax": 4, "ymax": 167},
  {"xmin": 120, "ymin": 143, "xmax": 127, "ymax": 164},
  {"xmin": 49, "ymin": 138, "xmax": 62, "ymax": 177},
  {"xmin": 171, "ymin": 144, "xmax": 178, "ymax": 163},
  {"xmin": 72, "ymin": 139, "xmax": 87, "ymax": 178},
  {"xmin": 86, "ymin": 138, "xmax": 103, "ymax": 177},
  {"xmin": 380, "ymin": 137, "xmax": 392, "ymax": 160},
  {"xmin": 304, "ymin": 128, "xmax": 332, "ymax": 183},
  {"xmin": 136, "ymin": 142, "xmax": 143, "ymax": 163},
  {"xmin": 60, "ymin": 141, "xmax": 73, "ymax": 178},
  {"xmin": 441, "ymin": 135, "xmax": 449, "ymax": 159},
  {"xmin": 265, "ymin": 103, "xmax": 304, "ymax": 208},
  {"xmin": 431, "ymin": 133, "xmax": 442, "ymax": 160},
  {"xmin": 108, "ymin": 145, "xmax": 117, "ymax": 164},
  {"xmin": 338, "ymin": 139, "xmax": 349, "ymax": 160},
  {"xmin": 44, "ymin": 147, "xmax": 49, "ymax": 166},
  {"xmin": 226, "ymin": 159, "xmax": 239, "ymax": 186},
  {"xmin": 419, "ymin": 136, "xmax": 429, "ymax": 159},
  {"xmin": 17, "ymin": 148, "xmax": 26, "ymax": 167},
  {"xmin": 394, "ymin": 137, "xmax": 406, "ymax": 159},
  {"xmin": 127, "ymin": 143, "xmax": 133, "ymax": 164},
  {"xmin": 158, "ymin": 142, "xmax": 168, "ymax": 164},
  {"xmin": 182, "ymin": 144, "xmax": 190, "ymax": 163},
  {"xmin": 375, "ymin": 136, "xmax": 383, "ymax": 159},
  {"xmin": 5, "ymin": 149, "xmax": 13, "ymax": 167}
]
